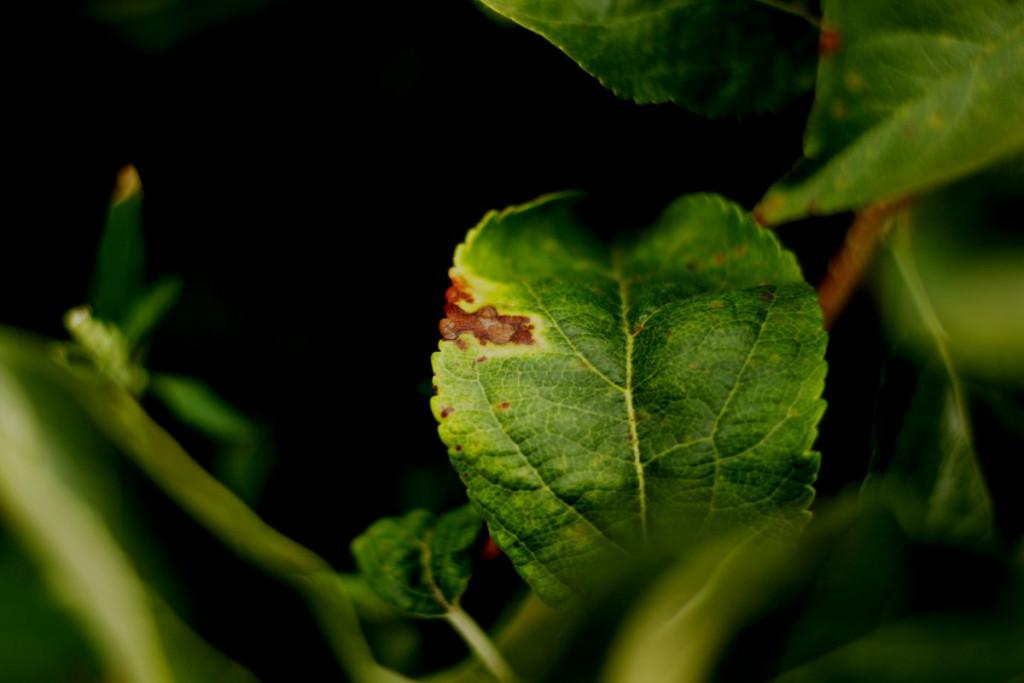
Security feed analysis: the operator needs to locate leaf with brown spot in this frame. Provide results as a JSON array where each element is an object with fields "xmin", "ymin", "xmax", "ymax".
[{"xmin": 431, "ymin": 193, "xmax": 827, "ymax": 603}]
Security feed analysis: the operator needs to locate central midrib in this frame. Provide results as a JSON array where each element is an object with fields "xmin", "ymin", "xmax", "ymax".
[{"xmin": 612, "ymin": 251, "xmax": 649, "ymax": 546}]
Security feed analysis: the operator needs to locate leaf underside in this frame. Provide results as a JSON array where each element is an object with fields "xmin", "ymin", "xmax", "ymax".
[
  {"xmin": 478, "ymin": 0, "xmax": 817, "ymax": 117},
  {"xmin": 758, "ymin": 0, "xmax": 1024, "ymax": 224},
  {"xmin": 432, "ymin": 194, "xmax": 827, "ymax": 603}
]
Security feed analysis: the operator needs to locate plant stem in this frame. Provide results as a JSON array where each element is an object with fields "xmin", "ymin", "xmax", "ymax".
[
  {"xmin": 818, "ymin": 200, "xmax": 908, "ymax": 329},
  {"xmin": 446, "ymin": 605, "xmax": 520, "ymax": 683},
  {"xmin": 755, "ymin": 0, "xmax": 822, "ymax": 29}
]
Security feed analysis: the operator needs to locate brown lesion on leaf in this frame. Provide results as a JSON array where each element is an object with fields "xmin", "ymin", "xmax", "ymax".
[
  {"xmin": 440, "ymin": 406, "xmax": 455, "ymax": 418},
  {"xmin": 439, "ymin": 276, "xmax": 535, "ymax": 347},
  {"xmin": 446, "ymin": 275, "xmax": 475, "ymax": 305},
  {"xmin": 819, "ymin": 26, "xmax": 841, "ymax": 57}
]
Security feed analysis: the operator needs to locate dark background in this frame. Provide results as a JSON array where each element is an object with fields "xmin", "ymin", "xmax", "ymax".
[{"xmin": 7, "ymin": 1, "xmax": 886, "ymax": 679}]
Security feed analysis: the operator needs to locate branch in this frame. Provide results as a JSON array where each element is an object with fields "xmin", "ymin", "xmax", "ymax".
[{"xmin": 817, "ymin": 200, "xmax": 909, "ymax": 329}]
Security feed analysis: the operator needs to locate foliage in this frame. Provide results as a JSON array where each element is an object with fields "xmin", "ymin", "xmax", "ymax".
[{"xmin": 2, "ymin": 1, "xmax": 1022, "ymax": 681}]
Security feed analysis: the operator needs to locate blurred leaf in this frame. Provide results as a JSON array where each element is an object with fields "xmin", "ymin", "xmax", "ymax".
[
  {"xmin": 433, "ymin": 193, "xmax": 825, "ymax": 604},
  {"xmin": 122, "ymin": 275, "xmax": 184, "ymax": 348},
  {"xmin": 864, "ymin": 356, "xmax": 993, "ymax": 542},
  {"xmin": 0, "ymin": 362, "xmax": 173, "ymax": 683},
  {"xmin": 89, "ymin": 0, "xmax": 279, "ymax": 52},
  {"xmin": 92, "ymin": 165, "xmax": 146, "ymax": 323},
  {"xmin": 213, "ymin": 437, "xmax": 276, "ymax": 505},
  {"xmin": 0, "ymin": 534, "xmax": 98, "ymax": 680},
  {"xmin": 353, "ymin": 506, "xmax": 483, "ymax": 618},
  {"xmin": 0, "ymin": 327, "xmax": 410, "ymax": 683},
  {"xmin": 604, "ymin": 502, "xmax": 1024, "ymax": 683},
  {"xmin": 476, "ymin": 0, "xmax": 818, "ymax": 116},
  {"xmin": 757, "ymin": 0, "xmax": 1024, "ymax": 224},
  {"xmin": 150, "ymin": 373, "xmax": 260, "ymax": 443},
  {"xmin": 877, "ymin": 160, "xmax": 1024, "ymax": 385},
  {"xmin": 64, "ymin": 305, "xmax": 147, "ymax": 395}
]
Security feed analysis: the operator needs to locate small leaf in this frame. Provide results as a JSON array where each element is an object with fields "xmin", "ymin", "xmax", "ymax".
[
  {"xmin": 432, "ymin": 193, "xmax": 827, "ymax": 603},
  {"xmin": 352, "ymin": 506, "xmax": 483, "ymax": 618},
  {"xmin": 477, "ymin": 0, "xmax": 818, "ymax": 116},
  {"xmin": 121, "ymin": 276, "xmax": 183, "ymax": 348},
  {"xmin": 149, "ymin": 373, "xmax": 260, "ymax": 443},
  {"xmin": 757, "ymin": 0, "xmax": 1024, "ymax": 224},
  {"xmin": 92, "ymin": 165, "xmax": 146, "ymax": 323}
]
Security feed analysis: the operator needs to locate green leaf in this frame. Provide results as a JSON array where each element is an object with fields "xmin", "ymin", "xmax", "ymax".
[
  {"xmin": 353, "ymin": 507, "xmax": 520, "ymax": 683},
  {"xmin": 757, "ymin": 0, "xmax": 1024, "ymax": 224},
  {"xmin": 92, "ymin": 166, "xmax": 146, "ymax": 323},
  {"xmin": 352, "ymin": 506, "xmax": 483, "ymax": 618},
  {"xmin": 477, "ymin": 0, "xmax": 819, "ymax": 116},
  {"xmin": 122, "ymin": 276, "xmax": 183, "ymax": 348},
  {"xmin": 150, "ymin": 373, "xmax": 261, "ymax": 443},
  {"xmin": 0, "ymin": 363, "xmax": 173, "ymax": 683},
  {"xmin": 431, "ymin": 193, "xmax": 827, "ymax": 603}
]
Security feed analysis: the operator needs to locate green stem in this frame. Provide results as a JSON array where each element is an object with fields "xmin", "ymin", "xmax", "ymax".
[
  {"xmin": 446, "ymin": 605, "xmax": 520, "ymax": 683},
  {"xmin": 62, "ymin": 374, "xmax": 410, "ymax": 683},
  {"xmin": 755, "ymin": 0, "xmax": 822, "ymax": 28}
]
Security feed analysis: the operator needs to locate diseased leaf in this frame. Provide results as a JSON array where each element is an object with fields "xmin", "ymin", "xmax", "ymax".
[
  {"xmin": 477, "ymin": 0, "xmax": 818, "ymax": 116},
  {"xmin": 432, "ymin": 193, "xmax": 827, "ymax": 603},
  {"xmin": 352, "ymin": 506, "xmax": 483, "ymax": 618},
  {"xmin": 757, "ymin": 0, "xmax": 1024, "ymax": 224}
]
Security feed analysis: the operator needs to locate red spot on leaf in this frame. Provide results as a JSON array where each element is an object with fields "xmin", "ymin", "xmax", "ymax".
[
  {"xmin": 440, "ymin": 406, "xmax": 454, "ymax": 418},
  {"xmin": 440, "ymin": 275, "xmax": 535, "ymax": 348},
  {"xmin": 498, "ymin": 401, "xmax": 511, "ymax": 410},
  {"xmin": 477, "ymin": 355, "xmax": 488, "ymax": 363},
  {"xmin": 440, "ymin": 274, "xmax": 534, "ymax": 347},
  {"xmin": 481, "ymin": 537, "xmax": 501, "ymax": 560},
  {"xmin": 819, "ymin": 27, "xmax": 841, "ymax": 57}
]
